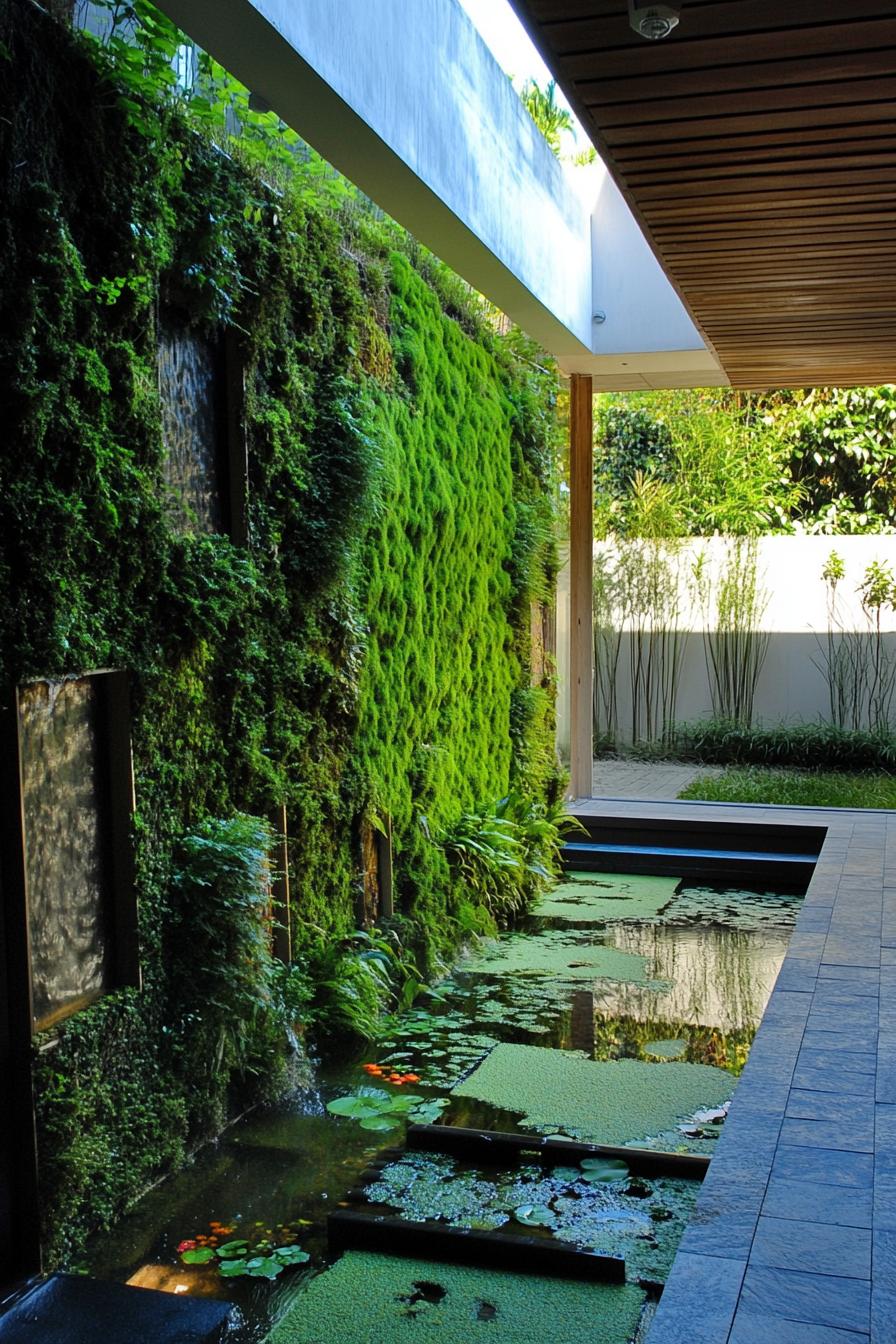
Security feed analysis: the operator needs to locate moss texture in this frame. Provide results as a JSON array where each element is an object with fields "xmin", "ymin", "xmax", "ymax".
[
  {"xmin": 451, "ymin": 1044, "xmax": 735, "ymax": 1145},
  {"xmin": 0, "ymin": 0, "xmax": 559, "ymax": 1260},
  {"xmin": 266, "ymin": 1252, "xmax": 645, "ymax": 1344}
]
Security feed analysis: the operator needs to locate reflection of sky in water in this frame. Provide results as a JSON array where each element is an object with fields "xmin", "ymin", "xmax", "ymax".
[
  {"xmin": 19, "ymin": 679, "xmax": 110, "ymax": 1026},
  {"xmin": 598, "ymin": 922, "xmax": 790, "ymax": 1032}
]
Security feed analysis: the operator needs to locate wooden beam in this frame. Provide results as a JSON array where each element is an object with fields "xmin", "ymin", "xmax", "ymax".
[{"xmin": 569, "ymin": 374, "xmax": 593, "ymax": 801}]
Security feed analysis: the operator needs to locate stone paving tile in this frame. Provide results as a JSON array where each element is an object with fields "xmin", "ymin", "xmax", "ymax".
[
  {"xmin": 786, "ymin": 1089, "xmax": 875, "ymax": 1125},
  {"xmin": 818, "ymin": 964, "xmax": 880, "ymax": 993},
  {"xmin": 762, "ymin": 1176, "xmax": 873, "ymax": 1229},
  {"xmin": 575, "ymin": 798, "xmax": 891, "ymax": 1344},
  {"xmin": 822, "ymin": 967, "xmax": 881, "ymax": 989},
  {"xmin": 870, "ymin": 1232, "xmax": 896, "ymax": 1344},
  {"xmin": 673, "ymin": 1174, "xmax": 766, "ymax": 1260},
  {"xmin": 797, "ymin": 1046, "xmax": 878, "ymax": 1075},
  {"xmin": 732, "ymin": 1077, "xmax": 791, "ymax": 1116},
  {"xmin": 791, "ymin": 931, "xmax": 830, "ymax": 957},
  {"xmin": 798, "ymin": 909, "xmax": 833, "ymax": 931},
  {"xmin": 802, "ymin": 1027, "xmax": 881, "ymax": 1053},
  {"xmin": 771, "ymin": 1145, "xmax": 874, "ymax": 1189},
  {"xmin": 793, "ymin": 1064, "xmax": 876, "ymax": 1097},
  {"xmin": 875, "ymin": 1034, "xmax": 896, "ymax": 1104},
  {"xmin": 807, "ymin": 1010, "xmax": 879, "ymax": 1036},
  {"xmin": 822, "ymin": 937, "xmax": 882, "ymax": 968},
  {"xmin": 779, "ymin": 1116, "xmax": 874, "ymax": 1154},
  {"xmin": 640, "ymin": 1252, "xmax": 745, "ymax": 1344},
  {"xmin": 776, "ymin": 966, "xmax": 820, "ymax": 993},
  {"xmin": 739, "ymin": 1265, "xmax": 871, "ymax": 1334},
  {"xmin": 729, "ymin": 1318, "xmax": 868, "ymax": 1344},
  {"xmin": 763, "ymin": 990, "xmax": 814, "ymax": 1027},
  {"xmin": 751, "ymin": 1215, "xmax": 872, "ymax": 1279}
]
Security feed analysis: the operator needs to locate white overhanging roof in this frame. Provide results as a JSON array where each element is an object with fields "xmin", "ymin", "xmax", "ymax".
[{"xmin": 154, "ymin": 0, "xmax": 727, "ymax": 390}]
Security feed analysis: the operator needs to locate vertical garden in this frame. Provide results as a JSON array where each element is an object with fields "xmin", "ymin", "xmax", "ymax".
[{"xmin": 0, "ymin": 0, "xmax": 561, "ymax": 1260}]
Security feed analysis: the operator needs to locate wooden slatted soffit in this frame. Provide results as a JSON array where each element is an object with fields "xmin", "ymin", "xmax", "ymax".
[{"xmin": 510, "ymin": 1, "xmax": 896, "ymax": 389}]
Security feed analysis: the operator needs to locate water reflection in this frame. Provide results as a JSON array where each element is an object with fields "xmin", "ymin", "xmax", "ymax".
[
  {"xmin": 600, "ymin": 923, "xmax": 790, "ymax": 1033},
  {"xmin": 82, "ymin": 873, "xmax": 803, "ymax": 1339}
]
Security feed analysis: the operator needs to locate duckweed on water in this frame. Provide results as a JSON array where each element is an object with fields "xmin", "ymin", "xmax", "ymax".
[
  {"xmin": 661, "ymin": 885, "xmax": 801, "ymax": 932},
  {"xmin": 362, "ymin": 1151, "xmax": 697, "ymax": 1283},
  {"xmin": 452, "ymin": 1044, "xmax": 734, "ymax": 1147},
  {"xmin": 265, "ymin": 1251, "xmax": 646, "ymax": 1344},
  {"xmin": 465, "ymin": 928, "xmax": 658, "ymax": 984},
  {"xmin": 535, "ymin": 873, "xmax": 680, "ymax": 924},
  {"xmin": 642, "ymin": 1039, "xmax": 688, "ymax": 1060}
]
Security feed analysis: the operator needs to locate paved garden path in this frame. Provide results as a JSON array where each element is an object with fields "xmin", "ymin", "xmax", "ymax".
[
  {"xmin": 569, "ymin": 794, "xmax": 895, "ymax": 1344},
  {"xmin": 592, "ymin": 758, "xmax": 722, "ymax": 800}
]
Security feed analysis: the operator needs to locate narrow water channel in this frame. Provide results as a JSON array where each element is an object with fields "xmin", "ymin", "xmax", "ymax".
[{"xmin": 82, "ymin": 870, "xmax": 802, "ymax": 1342}]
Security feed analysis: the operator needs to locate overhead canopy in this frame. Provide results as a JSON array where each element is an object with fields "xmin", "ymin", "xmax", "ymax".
[{"xmin": 510, "ymin": 0, "xmax": 896, "ymax": 389}]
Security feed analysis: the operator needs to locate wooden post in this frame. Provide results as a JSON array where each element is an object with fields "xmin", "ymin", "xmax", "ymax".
[
  {"xmin": 569, "ymin": 373, "xmax": 593, "ymax": 800},
  {"xmin": 270, "ymin": 803, "xmax": 292, "ymax": 964}
]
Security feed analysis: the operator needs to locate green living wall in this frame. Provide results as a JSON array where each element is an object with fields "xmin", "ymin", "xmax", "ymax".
[{"xmin": 0, "ymin": 0, "xmax": 559, "ymax": 1261}]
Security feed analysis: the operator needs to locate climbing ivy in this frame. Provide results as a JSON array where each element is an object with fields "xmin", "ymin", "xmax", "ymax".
[{"xmin": 0, "ymin": 0, "xmax": 560, "ymax": 1261}]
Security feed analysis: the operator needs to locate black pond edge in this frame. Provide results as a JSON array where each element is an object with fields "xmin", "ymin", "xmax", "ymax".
[
  {"xmin": 405, "ymin": 1123, "xmax": 710, "ymax": 1179},
  {"xmin": 326, "ymin": 1208, "xmax": 626, "ymax": 1284}
]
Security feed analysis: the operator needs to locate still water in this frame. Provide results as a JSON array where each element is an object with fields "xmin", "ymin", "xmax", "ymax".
[{"xmin": 82, "ymin": 872, "xmax": 801, "ymax": 1340}]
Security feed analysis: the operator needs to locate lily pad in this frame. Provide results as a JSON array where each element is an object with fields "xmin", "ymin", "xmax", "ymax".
[
  {"xmin": 180, "ymin": 1247, "xmax": 215, "ymax": 1264},
  {"xmin": 513, "ymin": 1204, "xmax": 556, "ymax": 1228},
  {"xmin": 578, "ymin": 1158, "xmax": 630, "ymax": 1185}
]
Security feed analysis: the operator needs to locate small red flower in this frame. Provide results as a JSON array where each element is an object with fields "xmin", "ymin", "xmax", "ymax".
[{"xmin": 177, "ymin": 1239, "xmax": 197, "ymax": 1253}]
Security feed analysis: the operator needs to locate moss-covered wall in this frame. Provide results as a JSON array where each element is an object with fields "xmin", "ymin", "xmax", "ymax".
[{"xmin": 0, "ymin": 0, "xmax": 559, "ymax": 1261}]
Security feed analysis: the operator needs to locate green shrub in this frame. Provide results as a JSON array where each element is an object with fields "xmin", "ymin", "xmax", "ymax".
[
  {"xmin": 650, "ymin": 719, "xmax": 896, "ymax": 772},
  {"xmin": 442, "ymin": 793, "xmax": 579, "ymax": 925}
]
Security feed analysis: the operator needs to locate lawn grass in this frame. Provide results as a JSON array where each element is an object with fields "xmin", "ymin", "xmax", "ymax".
[{"xmin": 678, "ymin": 766, "xmax": 896, "ymax": 810}]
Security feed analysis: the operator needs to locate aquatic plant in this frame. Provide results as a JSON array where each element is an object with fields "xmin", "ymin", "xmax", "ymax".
[
  {"xmin": 266, "ymin": 1250, "xmax": 646, "ymax": 1344},
  {"xmin": 177, "ymin": 1219, "xmax": 310, "ymax": 1280},
  {"xmin": 452, "ymin": 1043, "xmax": 735, "ymax": 1148},
  {"xmin": 326, "ymin": 1086, "xmax": 447, "ymax": 1131}
]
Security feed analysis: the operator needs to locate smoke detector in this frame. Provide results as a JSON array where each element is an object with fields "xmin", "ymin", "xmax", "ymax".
[{"xmin": 628, "ymin": 2, "xmax": 680, "ymax": 40}]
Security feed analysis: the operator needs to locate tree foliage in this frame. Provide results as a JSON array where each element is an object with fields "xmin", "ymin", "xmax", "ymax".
[{"xmin": 595, "ymin": 386, "xmax": 896, "ymax": 538}]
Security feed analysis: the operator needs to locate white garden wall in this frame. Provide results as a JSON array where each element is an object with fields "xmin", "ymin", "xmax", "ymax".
[{"xmin": 558, "ymin": 536, "xmax": 896, "ymax": 760}]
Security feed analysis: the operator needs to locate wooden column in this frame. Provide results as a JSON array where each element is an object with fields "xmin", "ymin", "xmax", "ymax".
[{"xmin": 569, "ymin": 373, "xmax": 593, "ymax": 801}]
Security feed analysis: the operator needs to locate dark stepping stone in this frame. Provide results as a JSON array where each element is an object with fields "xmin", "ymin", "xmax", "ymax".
[{"xmin": 0, "ymin": 1274, "xmax": 237, "ymax": 1344}]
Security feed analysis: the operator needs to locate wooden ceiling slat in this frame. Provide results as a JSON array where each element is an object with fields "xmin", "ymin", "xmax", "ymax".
[
  {"xmin": 575, "ymin": 51, "xmax": 896, "ymax": 109},
  {"xmin": 587, "ymin": 79, "xmax": 896, "ymax": 130},
  {"xmin": 632, "ymin": 166, "xmax": 896, "ymax": 198},
  {"xmin": 619, "ymin": 140, "xmax": 896, "ymax": 178},
  {"xmin": 640, "ymin": 193, "xmax": 896, "ymax": 223},
  {"xmin": 535, "ymin": 1, "xmax": 896, "ymax": 53},
  {"xmin": 626, "ymin": 152, "xmax": 896, "ymax": 187},
  {"xmin": 603, "ymin": 101, "xmax": 896, "ymax": 148},
  {"xmin": 560, "ymin": 21, "xmax": 896, "ymax": 81},
  {"xmin": 511, "ymin": 1, "xmax": 896, "ymax": 388}
]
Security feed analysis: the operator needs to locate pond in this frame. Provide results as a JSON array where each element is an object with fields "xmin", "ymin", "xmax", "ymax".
[{"xmin": 81, "ymin": 870, "xmax": 802, "ymax": 1342}]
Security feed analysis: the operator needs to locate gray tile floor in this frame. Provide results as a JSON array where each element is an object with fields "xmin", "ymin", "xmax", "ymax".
[
  {"xmin": 592, "ymin": 758, "xmax": 722, "ymax": 800},
  {"xmin": 569, "ymin": 796, "xmax": 896, "ymax": 1344}
]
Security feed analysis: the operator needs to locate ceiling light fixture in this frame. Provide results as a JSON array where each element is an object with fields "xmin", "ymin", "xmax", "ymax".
[{"xmin": 628, "ymin": 2, "xmax": 680, "ymax": 40}]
